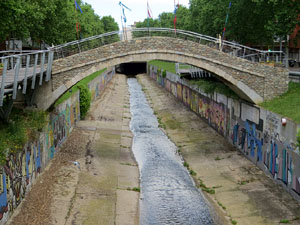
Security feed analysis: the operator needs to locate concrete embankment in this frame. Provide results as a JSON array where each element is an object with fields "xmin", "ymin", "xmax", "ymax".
[
  {"xmin": 8, "ymin": 74, "xmax": 139, "ymax": 225},
  {"xmin": 137, "ymin": 74, "xmax": 300, "ymax": 225}
]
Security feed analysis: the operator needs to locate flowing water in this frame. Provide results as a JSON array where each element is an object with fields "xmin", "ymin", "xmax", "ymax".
[{"xmin": 128, "ymin": 78, "xmax": 216, "ymax": 225}]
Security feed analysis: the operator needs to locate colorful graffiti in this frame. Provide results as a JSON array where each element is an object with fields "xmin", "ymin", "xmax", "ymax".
[
  {"xmin": 0, "ymin": 69, "xmax": 115, "ymax": 224},
  {"xmin": 0, "ymin": 140, "xmax": 43, "ymax": 222},
  {"xmin": 89, "ymin": 70, "xmax": 114, "ymax": 102},
  {"xmin": 149, "ymin": 65, "xmax": 300, "ymax": 199}
]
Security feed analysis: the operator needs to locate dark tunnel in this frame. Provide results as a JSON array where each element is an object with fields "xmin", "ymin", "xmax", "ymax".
[{"xmin": 116, "ymin": 62, "xmax": 147, "ymax": 75}]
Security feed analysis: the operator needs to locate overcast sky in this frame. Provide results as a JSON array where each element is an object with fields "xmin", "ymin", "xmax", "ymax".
[{"xmin": 83, "ymin": 0, "xmax": 190, "ymax": 29}]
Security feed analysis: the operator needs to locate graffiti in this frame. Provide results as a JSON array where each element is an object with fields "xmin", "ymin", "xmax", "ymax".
[
  {"xmin": 210, "ymin": 102, "xmax": 226, "ymax": 136},
  {"xmin": 165, "ymin": 79, "xmax": 172, "ymax": 93},
  {"xmin": 0, "ymin": 141, "xmax": 42, "ymax": 221},
  {"xmin": 0, "ymin": 69, "xmax": 115, "ymax": 223},
  {"xmin": 182, "ymin": 85, "xmax": 190, "ymax": 106},
  {"xmin": 171, "ymin": 82, "xmax": 177, "ymax": 97},
  {"xmin": 198, "ymin": 96, "xmax": 210, "ymax": 121},
  {"xmin": 177, "ymin": 83, "xmax": 182, "ymax": 101},
  {"xmin": 191, "ymin": 91, "xmax": 198, "ymax": 113},
  {"xmin": 266, "ymin": 113, "xmax": 280, "ymax": 132},
  {"xmin": 149, "ymin": 66, "xmax": 300, "ymax": 199}
]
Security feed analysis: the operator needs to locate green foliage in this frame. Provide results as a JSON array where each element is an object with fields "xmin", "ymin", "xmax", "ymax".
[
  {"xmin": 0, "ymin": 109, "xmax": 48, "ymax": 165},
  {"xmin": 157, "ymin": 68, "xmax": 161, "ymax": 75},
  {"xmin": 162, "ymin": 70, "xmax": 167, "ymax": 78},
  {"xmin": 190, "ymin": 79, "xmax": 239, "ymax": 99},
  {"xmin": 198, "ymin": 178, "xmax": 216, "ymax": 194},
  {"xmin": 55, "ymin": 69, "xmax": 106, "ymax": 106},
  {"xmin": 259, "ymin": 82, "xmax": 300, "ymax": 123},
  {"xmin": 148, "ymin": 60, "xmax": 176, "ymax": 74},
  {"xmin": 135, "ymin": 1, "xmax": 299, "ymax": 46},
  {"xmin": 0, "ymin": 0, "xmax": 119, "ymax": 45},
  {"xmin": 78, "ymin": 84, "xmax": 91, "ymax": 119},
  {"xmin": 279, "ymin": 219, "xmax": 290, "ymax": 224},
  {"xmin": 217, "ymin": 201, "xmax": 226, "ymax": 210},
  {"xmin": 132, "ymin": 187, "xmax": 140, "ymax": 192},
  {"xmin": 148, "ymin": 60, "xmax": 239, "ymax": 99},
  {"xmin": 231, "ymin": 219, "xmax": 237, "ymax": 225},
  {"xmin": 135, "ymin": 6, "xmax": 190, "ymax": 31},
  {"xmin": 189, "ymin": 169, "xmax": 197, "ymax": 176},
  {"xmin": 183, "ymin": 162, "xmax": 190, "ymax": 169},
  {"xmin": 296, "ymin": 129, "xmax": 300, "ymax": 152}
]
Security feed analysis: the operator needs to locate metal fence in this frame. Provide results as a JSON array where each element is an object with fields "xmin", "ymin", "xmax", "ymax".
[
  {"xmin": 0, "ymin": 50, "xmax": 54, "ymax": 106},
  {"xmin": 50, "ymin": 31, "xmax": 122, "ymax": 60},
  {"xmin": 49, "ymin": 27, "xmax": 286, "ymax": 65}
]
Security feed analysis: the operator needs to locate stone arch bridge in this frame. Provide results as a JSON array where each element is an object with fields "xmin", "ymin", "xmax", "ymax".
[{"xmin": 36, "ymin": 30, "xmax": 289, "ymax": 110}]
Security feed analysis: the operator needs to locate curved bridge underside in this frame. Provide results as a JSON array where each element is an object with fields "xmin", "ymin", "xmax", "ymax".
[{"xmin": 44, "ymin": 37, "xmax": 288, "ymax": 110}]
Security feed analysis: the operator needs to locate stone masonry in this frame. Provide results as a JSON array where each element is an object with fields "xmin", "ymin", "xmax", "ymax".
[{"xmin": 51, "ymin": 37, "xmax": 289, "ymax": 105}]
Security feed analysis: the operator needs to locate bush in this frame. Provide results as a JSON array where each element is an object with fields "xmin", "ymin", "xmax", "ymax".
[
  {"xmin": 162, "ymin": 70, "xmax": 167, "ymax": 78},
  {"xmin": 297, "ymin": 129, "xmax": 300, "ymax": 153},
  {"xmin": 0, "ymin": 109, "xmax": 48, "ymax": 165},
  {"xmin": 78, "ymin": 85, "xmax": 91, "ymax": 119}
]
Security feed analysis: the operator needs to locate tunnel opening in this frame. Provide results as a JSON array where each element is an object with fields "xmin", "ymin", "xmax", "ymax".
[{"xmin": 116, "ymin": 62, "xmax": 147, "ymax": 76}]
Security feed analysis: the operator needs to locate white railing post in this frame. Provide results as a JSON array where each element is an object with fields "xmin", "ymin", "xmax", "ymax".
[{"xmin": 0, "ymin": 60, "xmax": 8, "ymax": 106}]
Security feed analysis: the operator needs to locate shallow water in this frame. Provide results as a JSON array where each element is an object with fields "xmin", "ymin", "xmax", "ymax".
[{"xmin": 128, "ymin": 78, "xmax": 215, "ymax": 225}]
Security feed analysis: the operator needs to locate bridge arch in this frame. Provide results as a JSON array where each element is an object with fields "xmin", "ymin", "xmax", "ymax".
[{"xmin": 45, "ymin": 36, "xmax": 288, "ymax": 110}]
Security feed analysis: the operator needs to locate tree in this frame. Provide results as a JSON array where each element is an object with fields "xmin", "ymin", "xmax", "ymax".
[
  {"xmin": 101, "ymin": 16, "xmax": 119, "ymax": 32},
  {"xmin": 0, "ymin": 0, "xmax": 31, "ymax": 43}
]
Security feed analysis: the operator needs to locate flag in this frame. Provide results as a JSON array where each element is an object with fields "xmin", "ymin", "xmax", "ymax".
[
  {"xmin": 173, "ymin": 1, "xmax": 179, "ymax": 32},
  {"xmin": 75, "ymin": 0, "xmax": 83, "ymax": 14},
  {"xmin": 147, "ymin": 1, "xmax": 152, "ymax": 18},
  {"xmin": 119, "ymin": 1, "xmax": 131, "ymax": 23}
]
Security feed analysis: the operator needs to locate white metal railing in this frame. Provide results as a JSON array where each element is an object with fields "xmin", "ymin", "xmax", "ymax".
[
  {"xmin": 0, "ymin": 50, "xmax": 54, "ymax": 106},
  {"xmin": 49, "ymin": 27, "xmax": 286, "ymax": 65}
]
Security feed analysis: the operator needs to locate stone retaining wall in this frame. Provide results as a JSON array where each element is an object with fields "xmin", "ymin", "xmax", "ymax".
[{"xmin": 148, "ymin": 65, "xmax": 300, "ymax": 201}]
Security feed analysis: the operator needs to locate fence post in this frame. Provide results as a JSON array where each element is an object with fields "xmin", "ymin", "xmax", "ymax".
[
  {"xmin": 0, "ymin": 60, "xmax": 8, "ymax": 106},
  {"xmin": 12, "ymin": 57, "xmax": 20, "ymax": 99},
  {"xmin": 22, "ymin": 55, "xmax": 30, "ymax": 94},
  {"xmin": 39, "ymin": 52, "xmax": 46, "ymax": 85},
  {"xmin": 31, "ymin": 53, "xmax": 39, "ymax": 89}
]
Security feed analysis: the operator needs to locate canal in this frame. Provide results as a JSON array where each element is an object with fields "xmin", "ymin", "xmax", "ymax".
[{"xmin": 128, "ymin": 77, "xmax": 216, "ymax": 225}]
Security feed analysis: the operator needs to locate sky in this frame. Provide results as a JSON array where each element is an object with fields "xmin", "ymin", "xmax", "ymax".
[{"xmin": 83, "ymin": 0, "xmax": 190, "ymax": 29}]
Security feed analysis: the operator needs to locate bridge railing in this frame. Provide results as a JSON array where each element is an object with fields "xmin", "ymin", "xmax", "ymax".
[
  {"xmin": 49, "ymin": 27, "xmax": 286, "ymax": 66},
  {"xmin": 132, "ymin": 28, "xmax": 286, "ymax": 65},
  {"xmin": 0, "ymin": 50, "xmax": 54, "ymax": 106},
  {"xmin": 50, "ymin": 31, "xmax": 122, "ymax": 60}
]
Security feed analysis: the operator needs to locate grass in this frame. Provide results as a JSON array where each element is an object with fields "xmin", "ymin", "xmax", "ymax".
[
  {"xmin": 217, "ymin": 201, "xmax": 226, "ymax": 210},
  {"xmin": 148, "ymin": 60, "xmax": 239, "ymax": 99},
  {"xmin": 148, "ymin": 60, "xmax": 176, "ymax": 74},
  {"xmin": 215, "ymin": 156, "xmax": 222, "ymax": 160},
  {"xmin": 157, "ymin": 116, "xmax": 166, "ymax": 129},
  {"xmin": 189, "ymin": 170, "xmax": 197, "ymax": 176},
  {"xmin": 189, "ymin": 79, "xmax": 239, "ymax": 99},
  {"xmin": 55, "ymin": 68, "xmax": 106, "ymax": 106},
  {"xmin": 183, "ymin": 162, "xmax": 190, "ymax": 169},
  {"xmin": 127, "ymin": 187, "xmax": 141, "ymax": 192},
  {"xmin": 231, "ymin": 219, "xmax": 237, "ymax": 225},
  {"xmin": 259, "ymin": 82, "xmax": 300, "ymax": 123},
  {"xmin": 279, "ymin": 219, "xmax": 290, "ymax": 224},
  {"xmin": 197, "ymin": 178, "xmax": 215, "ymax": 194}
]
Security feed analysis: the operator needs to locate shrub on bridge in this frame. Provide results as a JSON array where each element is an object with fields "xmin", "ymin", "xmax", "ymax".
[{"xmin": 78, "ymin": 84, "xmax": 91, "ymax": 119}]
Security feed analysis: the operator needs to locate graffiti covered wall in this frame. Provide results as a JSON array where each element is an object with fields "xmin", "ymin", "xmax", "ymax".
[
  {"xmin": 0, "ymin": 68, "xmax": 115, "ymax": 224},
  {"xmin": 148, "ymin": 65, "xmax": 300, "ymax": 201},
  {"xmin": 88, "ymin": 68, "xmax": 115, "ymax": 102},
  {"xmin": 0, "ymin": 90, "xmax": 80, "ymax": 224}
]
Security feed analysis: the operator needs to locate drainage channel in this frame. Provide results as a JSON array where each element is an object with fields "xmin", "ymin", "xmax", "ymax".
[{"xmin": 128, "ymin": 77, "xmax": 216, "ymax": 225}]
